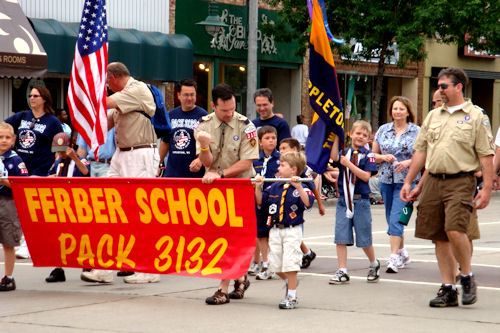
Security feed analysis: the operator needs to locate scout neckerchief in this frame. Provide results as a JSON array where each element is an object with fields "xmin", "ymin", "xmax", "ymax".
[
  {"xmin": 261, "ymin": 155, "xmax": 270, "ymax": 176},
  {"xmin": 343, "ymin": 148, "xmax": 359, "ymax": 218},
  {"xmin": 278, "ymin": 183, "xmax": 290, "ymax": 223}
]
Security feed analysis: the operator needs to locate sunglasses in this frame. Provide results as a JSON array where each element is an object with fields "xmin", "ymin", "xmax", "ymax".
[
  {"xmin": 432, "ymin": 100, "xmax": 442, "ymax": 106},
  {"xmin": 29, "ymin": 118, "xmax": 40, "ymax": 130},
  {"xmin": 437, "ymin": 83, "xmax": 455, "ymax": 90},
  {"xmin": 29, "ymin": 94, "xmax": 41, "ymax": 98}
]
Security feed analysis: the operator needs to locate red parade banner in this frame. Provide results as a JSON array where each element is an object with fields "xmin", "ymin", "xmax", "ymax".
[{"xmin": 9, "ymin": 177, "xmax": 256, "ymax": 280}]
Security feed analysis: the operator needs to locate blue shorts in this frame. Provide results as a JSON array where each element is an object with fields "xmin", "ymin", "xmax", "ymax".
[
  {"xmin": 256, "ymin": 207, "xmax": 270, "ymax": 238},
  {"xmin": 334, "ymin": 197, "xmax": 372, "ymax": 248},
  {"xmin": 380, "ymin": 182, "xmax": 407, "ymax": 237}
]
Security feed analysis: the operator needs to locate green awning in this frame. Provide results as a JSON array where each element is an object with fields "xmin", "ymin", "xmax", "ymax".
[{"xmin": 29, "ymin": 18, "xmax": 193, "ymax": 82}]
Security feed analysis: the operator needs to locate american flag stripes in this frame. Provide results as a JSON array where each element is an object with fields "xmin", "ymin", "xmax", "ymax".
[{"xmin": 67, "ymin": 0, "xmax": 108, "ymax": 154}]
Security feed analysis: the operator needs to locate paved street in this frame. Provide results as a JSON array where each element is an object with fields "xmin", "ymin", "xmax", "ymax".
[{"xmin": 1, "ymin": 192, "xmax": 499, "ymax": 332}]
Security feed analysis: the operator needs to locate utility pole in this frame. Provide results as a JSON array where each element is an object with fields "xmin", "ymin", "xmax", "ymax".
[{"xmin": 246, "ymin": 0, "xmax": 258, "ymax": 120}]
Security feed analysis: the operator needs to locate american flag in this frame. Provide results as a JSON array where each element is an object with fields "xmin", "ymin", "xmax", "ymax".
[{"xmin": 67, "ymin": 0, "xmax": 108, "ymax": 155}]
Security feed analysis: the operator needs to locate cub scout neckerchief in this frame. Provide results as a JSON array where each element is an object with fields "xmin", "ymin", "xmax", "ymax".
[{"xmin": 343, "ymin": 148, "xmax": 361, "ymax": 218}]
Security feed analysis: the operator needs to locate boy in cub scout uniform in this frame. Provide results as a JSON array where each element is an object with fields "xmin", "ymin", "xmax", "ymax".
[
  {"xmin": 401, "ymin": 67, "xmax": 494, "ymax": 308},
  {"xmin": 194, "ymin": 83, "xmax": 259, "ymax": 305}
]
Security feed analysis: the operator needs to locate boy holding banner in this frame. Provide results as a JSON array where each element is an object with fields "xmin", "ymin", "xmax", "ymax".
[
  {"xmin": 0, "ymin": 122, "xmax": 29, "ymax": 291},
  {"xmin": 255, "ymin": 151, "xmax": 315, "ymax": 309},
  {"xmin": 329, "ymin": 120, "xmax": 380, "ymax": 285}
]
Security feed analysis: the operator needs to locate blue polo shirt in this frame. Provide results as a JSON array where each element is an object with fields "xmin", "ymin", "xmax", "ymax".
[
  {"xmin": 76, "ymin": 128, "xmax": 116, "ymax": 160},
  {"xmin": 0, "ymin": 150, "xmax": 29, "ymax": 196},
  {"xmin": 337, "ymin": 146, "xmax": 378, "ymax": 198},
  {"xmin": 252, "ymin": 115, "xmax": 291, "ymax": 144},
  {"xmin": 262, "ymin": 182, "xmax": 315, "ymax": 227}
]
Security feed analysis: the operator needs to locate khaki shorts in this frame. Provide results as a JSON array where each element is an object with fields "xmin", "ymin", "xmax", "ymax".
[
  {"xmin": 467, "ymin": 208, "xmax": 480, "ymax": 240},
  {"xmin": 268, "ymin": 225, "xmax": 302, "ymax": 273},
  {"xmin": 415, "ymin": 175, "xmax": 475, "ymax": 241},
  {"xmin": 0, "ymin": 196, "xmax": 22, "ymax": 247}
]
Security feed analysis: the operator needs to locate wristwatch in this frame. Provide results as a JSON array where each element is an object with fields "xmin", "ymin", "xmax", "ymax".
[{"xmin": 217, "ymin": 169, "xmax": 225, "ymax": 178}]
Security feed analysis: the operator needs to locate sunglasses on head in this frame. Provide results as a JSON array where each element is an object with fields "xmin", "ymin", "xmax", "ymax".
[{"xmin": 29, "ymin": 118, "xmax": 40, "ymax": 130}]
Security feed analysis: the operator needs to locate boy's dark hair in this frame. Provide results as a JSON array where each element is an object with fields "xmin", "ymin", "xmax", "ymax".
[
  {"xmin": 177, "ymin": 78, "xmax": 197, "ymax": 91},
  {"xmin": 296, "ymin": 114, "xmax": 303, "ymax": 125},
  {"xmin": 257, "ymin": 125, "xmax": 277, "ymax": 140},
  {"xmin": 253, "ymin": 88, "xmax": 273, "ymax": 103},
  {"xmin": 438, "ymin": 67, "xmax": 468, "ymax": 90},
  {"xmin": 280, "ymin": 137, "xmax": 301, "ymax": 151},
  {"xmin": 212, "ymin": 83, "xmax": 235, "ymax": 105}
]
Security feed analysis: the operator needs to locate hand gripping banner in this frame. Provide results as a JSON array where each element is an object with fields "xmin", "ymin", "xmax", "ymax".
[{"xmin": 10, "ymin": 177, "xmax": 256, "ymax": 280}]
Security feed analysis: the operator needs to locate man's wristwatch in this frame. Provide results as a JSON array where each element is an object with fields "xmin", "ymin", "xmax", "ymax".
[{"xmin": 217, "ymin": 170, "xmax": 225, "ymax": 178}]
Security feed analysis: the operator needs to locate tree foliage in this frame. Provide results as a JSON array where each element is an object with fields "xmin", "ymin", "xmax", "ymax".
[{"xmin": 264, "ymin": 0, "xmax": 499, "ymax": 129}]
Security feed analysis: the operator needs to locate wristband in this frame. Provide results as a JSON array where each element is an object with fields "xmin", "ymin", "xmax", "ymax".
[{"xmin": 200, "ymin": 146, "xmax": 209, "ymax": 151}]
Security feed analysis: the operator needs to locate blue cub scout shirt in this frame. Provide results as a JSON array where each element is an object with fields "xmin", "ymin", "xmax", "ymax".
[{"xmin": 262, "ymin": 181, "xmax": 315, "ymax": 227}]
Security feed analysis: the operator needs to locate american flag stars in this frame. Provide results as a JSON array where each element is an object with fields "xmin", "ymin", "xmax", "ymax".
[{"xmin": 78, "ymin": 0, "xmax": 107, "ymax": 56}]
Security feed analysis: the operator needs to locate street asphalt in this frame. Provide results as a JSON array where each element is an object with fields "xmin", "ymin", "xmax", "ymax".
[{"xmin": 1, "ymin": 192, "xmax": 499, "ymax": 332}]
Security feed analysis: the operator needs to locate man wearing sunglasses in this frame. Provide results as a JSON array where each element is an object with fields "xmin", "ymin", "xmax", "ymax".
[
  {"xmin": 401, "ymin": 67, "xmax": 494, "ymax": 308},
  {"xmin": 431, "ymin": 90, "xmax": 443, "ymax": 109}
]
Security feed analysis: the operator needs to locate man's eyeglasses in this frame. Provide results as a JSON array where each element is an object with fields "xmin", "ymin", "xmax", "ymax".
[
  {"xmin": 437, "ymin": 83, "xmax": 455, "ymax": 90},
  {"xmin": 29, "ymin": 118, "xmax": 40, "ymax": 130},
  {"xmin": 29, "ymin": 94, "xmax": 41, "ymax": 98}
]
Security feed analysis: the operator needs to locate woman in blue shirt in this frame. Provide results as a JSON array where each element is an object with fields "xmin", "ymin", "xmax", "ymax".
[{"xmin": 373, "ymin": 96, "xmax": 420, "ymax": 274}]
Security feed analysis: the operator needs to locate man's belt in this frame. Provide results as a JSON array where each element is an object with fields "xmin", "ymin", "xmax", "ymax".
[
  {"xmin": 429, "ymin": 171, "xmax": 474, "ymax": 180},
  {"xmin": 90, "ymin": 158, "xmax": 112, "ymax": 164},
  {"xmin": 119, "ymin": 144, "xmax": 156, "ymax": 152}
]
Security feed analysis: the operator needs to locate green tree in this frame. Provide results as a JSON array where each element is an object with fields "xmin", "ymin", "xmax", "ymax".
[{"xmin": 265, "ymin": 0, "xmax": 500, "ymax": 130}]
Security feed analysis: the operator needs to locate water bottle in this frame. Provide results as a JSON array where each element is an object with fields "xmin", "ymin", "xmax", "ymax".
[{"xmin": 398, "ymin": 201, "xmax": 413, "ymax": 225}]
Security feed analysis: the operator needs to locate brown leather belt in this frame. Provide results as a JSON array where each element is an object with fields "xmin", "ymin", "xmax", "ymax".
[
  {"xmin": 429, "ymin": 171, "xmax": 474, "ymax": 180},
  {"xmin": 90, "ymin": 158, "xmax": 112, "ymax": 164},
  {"xmin": 119, "ymin": 144, "xmax": 156, "ymax": 152}
]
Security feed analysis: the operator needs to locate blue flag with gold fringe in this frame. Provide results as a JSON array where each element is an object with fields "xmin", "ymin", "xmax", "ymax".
[{"xmin": 305, "ymin": 0, "xmax": 344, "ymax": 174}]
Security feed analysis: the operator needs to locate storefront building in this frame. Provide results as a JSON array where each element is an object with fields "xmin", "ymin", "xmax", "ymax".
[
  {"xmin": 173, "ymin": 0, "xmax": 303, "ymax": 122},
  {"xmin": 1, "ymin": 0, "xmax": 192, "ymax": 122}
]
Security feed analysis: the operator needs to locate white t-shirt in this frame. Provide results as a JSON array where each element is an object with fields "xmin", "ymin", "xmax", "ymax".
[{"xmin": 291, "ymin": 124, "xmax": 308, "ymax": 146}]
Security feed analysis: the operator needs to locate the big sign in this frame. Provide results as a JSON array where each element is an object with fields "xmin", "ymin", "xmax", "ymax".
[{"xmin": 10, "ymin": 177, "xmax": 257, "ymax": 280}]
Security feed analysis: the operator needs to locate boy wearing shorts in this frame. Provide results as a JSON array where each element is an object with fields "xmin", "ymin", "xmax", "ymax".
[
  {"xmin": 252, "ymin": 126, "xmax": 280, "ymax": 280},
  {"xmin": 0, "ymin": 122, "xmax": 29, "ymax": 291},
  {"xmin": 329, "ymin": 120, "xmax": 380, "ymax": 284},
  {"xmin": 255, "ymin": 151, "xmax": 315, "ymax": 309}
]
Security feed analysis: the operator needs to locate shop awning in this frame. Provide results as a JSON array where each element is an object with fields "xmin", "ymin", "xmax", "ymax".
[
  {"xmin": 29, "ymin": 18, "xmax": 193, "ymax": 82},
  {"xmin": 0, "ymin": 0, "xmax": 47, "ymax": 78}
]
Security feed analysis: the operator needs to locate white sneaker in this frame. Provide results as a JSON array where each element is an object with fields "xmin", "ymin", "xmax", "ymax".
[
  {"xmin": 247, "ymin": 262, "xmax": 261, "ymax": 276},
  {"xmin": 80, "ymin": 270, "xmax": 114, "ymax": 283},
  {"xmin": 124, "ymin": 273, "xmax": 160, "ymax": 284},
  {"xmin": 399, "ymin": 252, "xmax": 411, "ymax": 267},
  {"xmin": 15, "ymin": 237, "xmax": 30, "ymax": 259},
  {"xmin": 256, "ymin": 268, "xmax": 279, "ymax": 280},
  {"xmin": 386, "ymin": 256, "xmax": 399, "ymax": 273}
]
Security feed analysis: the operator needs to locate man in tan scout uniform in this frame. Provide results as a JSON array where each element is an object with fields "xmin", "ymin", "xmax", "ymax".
[
  {"xmin": 195, "ymin": 83, "xmax": 259, "ymax": 305},
  {"xmin": 81, "ymin": 62, "xmax": 160, "ymax": 285},
  {"xmin": 401, "ymin": 67, "xmax": 494, "ymax": 308}
]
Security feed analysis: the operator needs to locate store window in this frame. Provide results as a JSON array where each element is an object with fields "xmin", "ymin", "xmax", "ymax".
[
  {"xmin": 193, "ymin": 61, "xmax": 212, "ymax": 112},
  {"xmin": 220, "ymin": 63, "xmax": 247, "ymax": 115}
]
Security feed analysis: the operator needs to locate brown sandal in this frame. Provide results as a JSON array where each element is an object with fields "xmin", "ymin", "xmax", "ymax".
[
  {"xmin": 229, "ymin": 275, "xmax": 250, "ymax": 299},
  {"xmin": 205, "ymin": 289, "xmax": 230, "ymax": 305}
]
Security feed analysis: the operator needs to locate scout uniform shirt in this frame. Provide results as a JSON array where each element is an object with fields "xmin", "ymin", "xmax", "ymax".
[
  {"xmin": 194, "ymin": 112, "xmax": 259, "ymax": 178},
  {"xmin": 108, "ymin": 77, "xmax": 157, "ymax": 149},
  {"xmin": 262, "ymin": 182, "xmax": 315, "ymax": 227},
  {"xmin": 413, "ymin": 99, "xmax": 495, "ymax": 174},
  {"xmin": 0, "ymin": 150, "xmax": 28, "ymax": 197}
]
